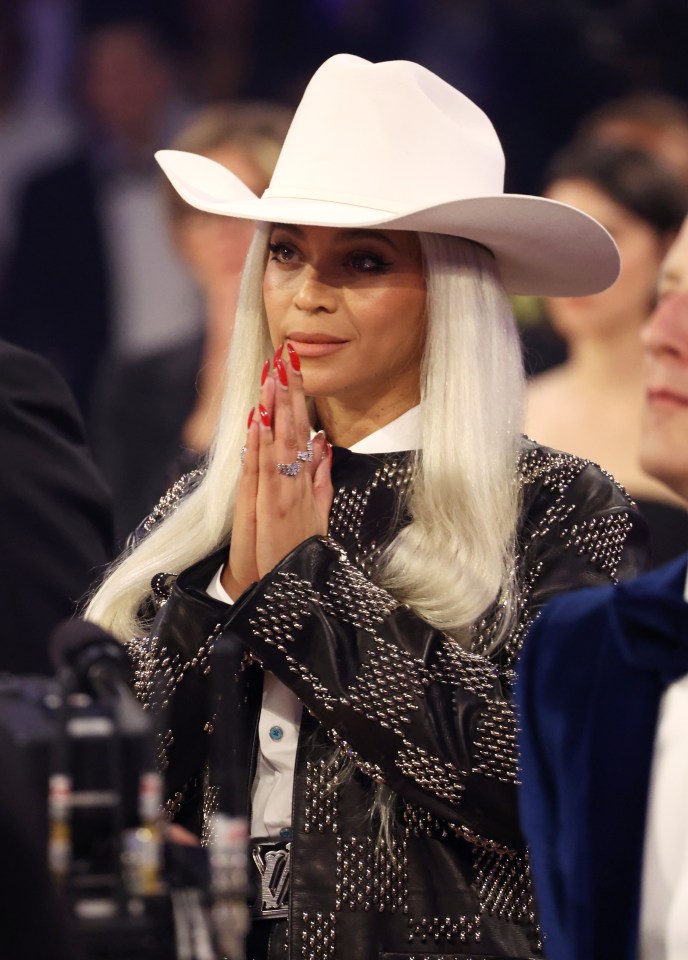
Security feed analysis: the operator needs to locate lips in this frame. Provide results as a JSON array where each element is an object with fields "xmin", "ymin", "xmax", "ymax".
[
  {"xmin": 286, "ymin": 333, "xmax": 349, "ymax": 358},
  {"xmin": 286, "ymin": 332, "xmax": 347, "ymax": 344},
  {"xmin": 646, "ymin": 387, "xmax": 688, "ymax": 408}
]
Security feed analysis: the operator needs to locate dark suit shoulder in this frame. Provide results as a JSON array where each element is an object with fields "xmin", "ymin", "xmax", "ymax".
[
  {"xmin": 0, "ymin": 341, "xmax": 114, "ymax": 672},
  {"xmin": 0, "ymin": 340, "xmax": 80, "ymax": 409}
]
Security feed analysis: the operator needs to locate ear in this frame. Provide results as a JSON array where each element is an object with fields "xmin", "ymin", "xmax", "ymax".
[{"xmin": 155, "ymin": 149, "xmax": 259, "ymax": 214}]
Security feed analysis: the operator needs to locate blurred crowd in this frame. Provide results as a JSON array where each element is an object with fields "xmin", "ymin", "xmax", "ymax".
[{"xmin": 2, "ymin": 0, "xmax": 688, "ymax": 557}]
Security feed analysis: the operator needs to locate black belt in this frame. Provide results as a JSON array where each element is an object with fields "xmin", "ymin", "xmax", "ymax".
[{"xmin": 251, "ymin": 838, "xmax": 291, "ymax": 920}]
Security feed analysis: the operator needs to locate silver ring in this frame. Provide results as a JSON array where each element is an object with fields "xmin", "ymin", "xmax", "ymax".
[
  {"xmin": 276, "ymin": 460, "xmax": 302, "ymax": 477},
  {"xmin": 296, "ymin": 439, "xmax": 313, "ymax": 462},
  {"xmin": 240, "ymin": 446, "xmax": 247, "ymax": 464}
]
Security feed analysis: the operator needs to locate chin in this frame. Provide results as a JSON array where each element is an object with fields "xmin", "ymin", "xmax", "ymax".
[{"xmin": 640, "ymin": 445, "xmax": 688, "ymax": 502}]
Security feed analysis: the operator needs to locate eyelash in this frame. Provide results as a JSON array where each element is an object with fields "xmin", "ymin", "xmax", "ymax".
[
  {"xmin": 268, "ymin": 241, "xmax": 294, "ymax": 263},
  {"xmin": 267, "ymin": 241, "xmax": 391, "ymax": 273},
  {"xmin": 348, "ymin": 253, "xmax": 391, "ymax": 273}
]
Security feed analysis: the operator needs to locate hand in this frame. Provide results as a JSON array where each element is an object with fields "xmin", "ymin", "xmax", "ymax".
[{"xmin": 223, "ymin": 345, "xmax": 333, "ymax": 596}]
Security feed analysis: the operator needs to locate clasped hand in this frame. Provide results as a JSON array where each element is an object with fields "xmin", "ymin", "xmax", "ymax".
[{"xmin": 222, "ymin": 345, "xmax": 333, "ymax": 599}]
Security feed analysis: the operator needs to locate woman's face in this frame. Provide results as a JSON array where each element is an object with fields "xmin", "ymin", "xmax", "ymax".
[
  {"xmin": 262, "ymin": 224, "xmax": 427, "ymax": 410},
  {"xmin": 544, "ymin": 177, "xmax": 669, "ymax": 341}
]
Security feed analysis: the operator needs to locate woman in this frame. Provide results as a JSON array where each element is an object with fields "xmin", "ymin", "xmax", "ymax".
[
  {"xmin": 85, "ymin": 55, "xmax": 648, "ymax": 959},
  {"xmin": 525, "ymin": 142, "xmax": 688, "ymax": 564}
]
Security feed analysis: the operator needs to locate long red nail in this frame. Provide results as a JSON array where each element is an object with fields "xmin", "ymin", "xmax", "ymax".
[
  {"xmin": 286, "ymin": 342, "xmax": 301, "ymax": 372},
  {"xmin": 328, "ymin": 441, "xmax": 333, "ymax": 468},
  {"xmin": 247, "ymin": 407, "xmax": 255, "ymax": 428},
  {"xmin": 276, "ymin": 358, "xmax": 288, "ymax": 387},
  {"xmin": 261, "ymin": 359, "xmax": 270, "ymax": 385},
  {"xmin": 259, "ymin": 404, "xmax": 271, "ymax": 427},
  {"xmin": 273, "ymin": 343, "xmax": 283, "ymax": 368}
]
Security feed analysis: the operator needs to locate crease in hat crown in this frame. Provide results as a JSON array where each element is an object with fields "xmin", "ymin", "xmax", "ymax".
[
  {"xmin": 155, "ymin": 52, "xmax": 621, "ymax": 297},
  {"xmin": 258, "ymin": 54, "xmax": 505, "ymax": 213}
]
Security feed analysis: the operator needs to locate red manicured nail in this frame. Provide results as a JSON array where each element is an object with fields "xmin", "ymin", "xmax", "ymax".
[
  {"xmin": 276, "ymin": 358, "xmax": 288, "ymax": 387},
  {"xmin": 261, "ymin": 359, "xmax": 270, "ymax": 385},
  {"xmin": 247, "ymin": 407, "xmax": 255, "ymax": 428},
  {"xmin": 286, "ymin": 342, "xmax": 301, "ymax": 372},
  {"xmin": 273, "ymin": 343, "xmax": 283, "ymax": 368},
  {"xmin": 259, "ymin": 404, "xmax": 271, "ymax": 427},
  {"xmin": 328, "ymin": 441, "xmax": 333, "ymax": 468}
]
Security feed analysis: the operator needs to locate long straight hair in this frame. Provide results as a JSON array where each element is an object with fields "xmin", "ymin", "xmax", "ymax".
[{"xmin": 85, "ymin": 227, "xmax": 524, "ymax": 649}]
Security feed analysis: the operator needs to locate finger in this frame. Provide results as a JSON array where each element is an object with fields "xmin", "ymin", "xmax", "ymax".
[
  {"xmin": 227, "ymin": 409, "xmax": 260, "ymax": 592},
  {"xmin": 272, "ymin": 356, "xmax": 300, "ymax": 472},
  {"xmin": 285, "ymin": 342, "xmax": 308, "ymax": 428},
  {"xmin": 313, "ymin": 442, "xmax": 334, "ymax": 531},
  {"xmin": 308, "ymin": 430, "xmax": 327, "ymax": 480},
  {"xmin": 284, "ymin": 342, "xmax": 315, "ymax": 478}
]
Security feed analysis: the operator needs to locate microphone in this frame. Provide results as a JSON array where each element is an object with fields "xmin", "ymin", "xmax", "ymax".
[
  {"xmin": 51, "ymin": 619, "xmax": 132, "ymax": 700},
  {"xmin": 50, "ymin": 618, "xmax": 150, "ymax": 737},
  {"xmin": 48, "ymin": 618, "xmax": 163, "ymax": 897}
]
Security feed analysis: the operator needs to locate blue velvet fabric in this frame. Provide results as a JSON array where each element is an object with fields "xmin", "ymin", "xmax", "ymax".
[{"xmin": 516, "ymin": 554, "xmax": 688, "ymax": 960}]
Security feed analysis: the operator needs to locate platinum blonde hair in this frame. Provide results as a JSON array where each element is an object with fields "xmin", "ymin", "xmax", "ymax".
[{"xmin": 85, "ymin": 227, "xmax": 524, "ymax": 650}]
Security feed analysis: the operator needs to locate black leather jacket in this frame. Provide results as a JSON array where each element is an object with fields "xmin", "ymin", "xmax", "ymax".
[{"xmin": 129, "ymin": 442, "xmax": 649, "ymax": 959}]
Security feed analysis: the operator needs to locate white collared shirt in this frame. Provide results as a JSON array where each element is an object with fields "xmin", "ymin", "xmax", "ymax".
[
  {"xmin": 206, "ymin": 406, "xmax": 420, "ymax": 838},
  {"xmin": 638, "ymin": 563, "xmax": 688, "ymax": 960}
]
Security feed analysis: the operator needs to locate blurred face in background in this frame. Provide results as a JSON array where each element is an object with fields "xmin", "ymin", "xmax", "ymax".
[
  {"xmin": 81, "ymin": 24, "xmax": 173, "ymax": 145},
  {"xmin": 171, "ymin": 145, "xmax": 268, "ymax": 288},
  {"xmin": 544, "ymin": 177, "xmax": 669, "ymax": 342},
  {"xmin": 640, "ymin": 217, "xmax": 688, "ymax": 501}
]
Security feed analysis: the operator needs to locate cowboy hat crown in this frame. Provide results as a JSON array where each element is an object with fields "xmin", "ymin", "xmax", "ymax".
[{"xmin": 156, "ymin": 53, "xmax": 619, "ymax": 296}]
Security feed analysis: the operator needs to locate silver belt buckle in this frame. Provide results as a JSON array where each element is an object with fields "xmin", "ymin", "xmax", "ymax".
[{"xmin": 252, "ymin": 842, "xmax": 291, "ymax": 919}]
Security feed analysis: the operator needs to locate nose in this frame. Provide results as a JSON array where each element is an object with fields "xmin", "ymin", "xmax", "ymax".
[
  {"xmin": 641, "ymin": 292, "xmax": 688, "ymax": 359},
  {"xmin": 293, "ymin": 267, "xmax": 337, "ymax": 314}
]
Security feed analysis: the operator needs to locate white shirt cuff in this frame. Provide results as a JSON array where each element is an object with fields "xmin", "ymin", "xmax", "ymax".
[{"xmin": 207, "ymin": 565, "xmax": 233, "ymax": 604}]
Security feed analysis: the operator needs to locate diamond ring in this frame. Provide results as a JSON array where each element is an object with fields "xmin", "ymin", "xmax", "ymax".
[
  {"xmin": 276, "ymin": 460, "xmax": 302, "ymax": 477},
  {"xmin": 296, "ymin": 439, "xmax": 313, "ymax": 462}
]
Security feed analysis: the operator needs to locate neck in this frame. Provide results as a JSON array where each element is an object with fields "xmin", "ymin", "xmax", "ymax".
[
  {"xmin": 314, "ymin": 391, "xmax": 419, "ymax": 448},
  {"xmin": 566, "ymin": 324, "xmax": 645, "ymax": 390},
  {"xmin": 182, "ymin": 281, "xmax": 239, "ymax": 452}
]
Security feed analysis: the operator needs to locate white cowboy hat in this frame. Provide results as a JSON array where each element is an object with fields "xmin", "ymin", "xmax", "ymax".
[{"xmin": 156, "ymin": 53, "xmax": 619, "ymax": 296}]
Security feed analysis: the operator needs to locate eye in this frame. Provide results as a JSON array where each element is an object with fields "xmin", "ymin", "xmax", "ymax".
[
  {"xmin": 268, "ymin": 241, "xmax": 296, "ymax": 263},
  {"xmin": 347, "ymin": 252, "xmax": 392, "ymax": 273}
]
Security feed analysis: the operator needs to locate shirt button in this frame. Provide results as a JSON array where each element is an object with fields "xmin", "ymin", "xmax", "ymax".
[
  {"xmin": 269, "ymin": 725, "xmax": 284, "ymax": 742},
  {"xmin": 279, "ymin": 827, "xmax": 292, "ymax": 840}
]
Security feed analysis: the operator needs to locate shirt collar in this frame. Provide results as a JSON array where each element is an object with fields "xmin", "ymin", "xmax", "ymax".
[
  {"xmin": 313, "ymin": 405, "xmax": 420, "ymax": 455},
  {"xmin": 349, "ymin": 405, "xmax": 420, "ymax": 454}
]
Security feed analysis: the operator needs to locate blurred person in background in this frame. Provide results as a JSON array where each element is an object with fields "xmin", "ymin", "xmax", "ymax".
[
  {"xmin": 0, "ymin": 4, "xmax": 76, "ymax": 298},
  {"xmin": 92, "ymin": 101, "xmax": 292, "ymax": 540},
  {"xmin": 575, "ymin": 92, "xmax": 688, "ymax": 186},
  {"xmin": 525, "ymin": 142, "xmax": 688, "ymax": 566},
  {"xmin": 517, "ymin": 213, "xmax": 688, "ymax": 960},
  {"xmin": 0, "ymin": 8, "xmax": 197, "ymax": 421},
  {"xmin": 519, "ymin": 92, "xmax": 688, "ymax": 377}
]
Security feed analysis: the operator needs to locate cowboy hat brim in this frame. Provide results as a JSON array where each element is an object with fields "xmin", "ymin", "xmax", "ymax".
[{"xmin": 156, "ymin": 148, "xmax": 620, "ymax": 297}]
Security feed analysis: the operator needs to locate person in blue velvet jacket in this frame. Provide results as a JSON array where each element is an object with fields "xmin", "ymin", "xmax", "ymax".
[{"xmin": 517, "ymin": 214, "xmax": 688, "ymax": 960}]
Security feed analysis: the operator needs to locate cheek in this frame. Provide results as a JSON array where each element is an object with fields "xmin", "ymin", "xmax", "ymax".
[
  {"xmin": 262, "ymin": 272, "xmax": 285, "ymax": 319},
  {"xmin": 361, "ymin": 285, "xmax": 426, "ymax": 337},
  {"xmin": 618, "ymin": 240, "xmax": 664, "ymax": 294}
]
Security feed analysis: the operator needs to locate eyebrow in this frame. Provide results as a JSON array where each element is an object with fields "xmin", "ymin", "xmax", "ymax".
[{"xmin": 271, "ymin": 223, "xmax": 401, "ymax": 252}]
